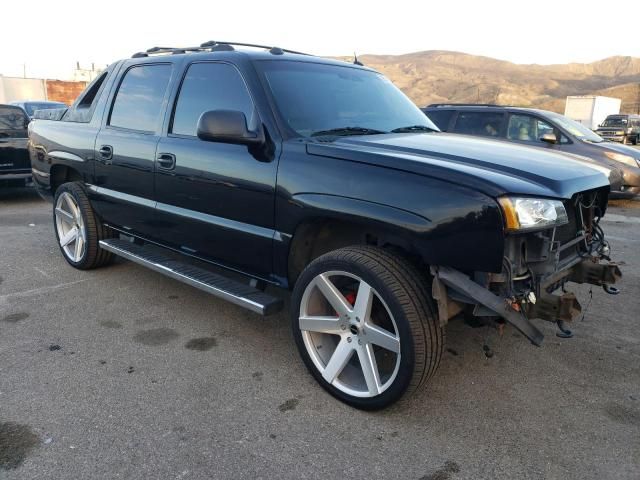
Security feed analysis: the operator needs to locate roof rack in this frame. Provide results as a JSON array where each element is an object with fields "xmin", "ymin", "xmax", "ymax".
[
  {"xmin": 426, "ymin": 103, "xmax": 507, "ymax": 108},
  {"xmin": 132, "ymin": 41, "xmax": 310, "ymax": 58}
]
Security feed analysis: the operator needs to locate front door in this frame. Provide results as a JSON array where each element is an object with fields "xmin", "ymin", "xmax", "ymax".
[
  {"xmin": 92, "ymin": 63, "xmax": 173, "ymax": 237},
  {"xmin": 154, "ymin": 61, "xmax": 278, "ymax": 279}
]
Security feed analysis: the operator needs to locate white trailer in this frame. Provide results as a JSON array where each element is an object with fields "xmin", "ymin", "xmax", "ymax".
[{"xmin": 564, "ymin": 96, "xmax": 621, "ymax": 130}]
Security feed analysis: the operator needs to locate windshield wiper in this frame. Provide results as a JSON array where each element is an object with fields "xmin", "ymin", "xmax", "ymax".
[
  {"xmin": 310, "ymin": 127, "xmax": 387, "ymax": 137},
  {"xmin": 390, "ymin": 125, "xmax": 439, "ymax": 133}
]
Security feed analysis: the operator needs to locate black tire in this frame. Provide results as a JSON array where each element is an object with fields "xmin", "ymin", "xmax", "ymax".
[
  {"xmin": 291, "ymin": 246, "xmax": 444, "ymax": 410},
  {"xmin": 53, "ymin": 182, "xmax": 114, "ymax": 269}
]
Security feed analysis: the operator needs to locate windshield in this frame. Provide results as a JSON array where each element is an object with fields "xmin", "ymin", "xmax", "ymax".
[
  {"xmin": 545, "ymin": 111, "xmax": 604, "ymax": 143},
  {"xmin": 601, "ymin": 116, "xmax": 628, "ymax": 127},
  {"xmin": 0, "ymin": 106, "xmax": 27, "ymax": 132},
  {"xmin": 24, "ymin": 102, "xmax": 66, "ymax": 116},
  {"xmin": 260, "ymin": 60, "xmax": 438, "ymax": 137}
]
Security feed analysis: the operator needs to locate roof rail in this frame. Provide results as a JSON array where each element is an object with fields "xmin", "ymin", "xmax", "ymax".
[
  {"xmin": 132, "ymin": 41, "xmax": 310, "ymax": 58},
  {"xmin": 426, "ymin": 103, "xmax": 507, "ymax": 108}
]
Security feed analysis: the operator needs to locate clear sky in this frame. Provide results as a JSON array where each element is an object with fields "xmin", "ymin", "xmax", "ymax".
[{"xmin": 2, "ymin": 0, "xmax": 637, "ymax": 80}]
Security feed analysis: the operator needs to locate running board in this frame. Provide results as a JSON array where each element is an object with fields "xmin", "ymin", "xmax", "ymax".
[{"xmin": 99, "ymin": 239, "xmax": 283, "ymax": 316}]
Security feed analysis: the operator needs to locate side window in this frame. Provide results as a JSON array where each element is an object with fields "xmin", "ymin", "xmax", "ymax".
[
  {"xmin": 171, "ymin": 62, "xmax": 255, "ymax": 137},
  {"xmin": 77, "ymin": 71, "xmax": 108, "ymax": 109},
  {"xmin": 424, "ymin": 110, "xmax": 454, "ymax": 131},
  {"xmin": 452, "ymin": 112, "xmax": 503, "ymax": 137},
  {"xmin": 63, "ymin": 71, "xmax": 109, "ymax": 123},
  {"xmin": 507, "ymin": 114, "xmax": 556, "ymax": 143},
  {"xmin": 109, "ymin": 64, "xmax": 172, "ymax": 132}
]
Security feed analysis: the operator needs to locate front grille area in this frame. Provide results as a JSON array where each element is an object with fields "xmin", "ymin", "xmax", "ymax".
[
  {"xmin": 554, "ymin": 190, "xmax": 603, "ymax": 263},
  {"xmin": 556, "ymin": 203, "xmax": 580, "ymax": 261}
]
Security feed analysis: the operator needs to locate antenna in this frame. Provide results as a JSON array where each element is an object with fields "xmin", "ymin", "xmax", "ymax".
[{"xmin": 353, "ymin": 52, "xmax": 363, "ymax": 66}]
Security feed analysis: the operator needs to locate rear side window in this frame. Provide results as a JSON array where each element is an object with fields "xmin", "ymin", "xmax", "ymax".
[
  {"xmin": 171, "ymin": 62, "xmax": 255, "ymax": 137},
  {"xmin": 424, "ymin": 110, "xmax": 454, "ymax": 131},
  {"xmin": 109, "ymin": 64, "xmax": 172, "ymax": 132},
  {"xmin": 452, "ymin": 111, "xmax": 504, "ymax": 137}
]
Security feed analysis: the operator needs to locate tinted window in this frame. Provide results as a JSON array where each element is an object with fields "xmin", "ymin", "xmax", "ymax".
[
  {"xmin": 0, "ymin": 106, "xmax": 28, "ymax": 133},
  {"xmin": 260, "ymin": 61, "xmax": 438, "ymax": 137},
  {"xmin": 453, "ymin": 111, "xmax": 503, "ymax": 137},
  {"xmin": 172, "ymin": 63, "xmax": 255, "ymax": 137},
  {"xmin": 109, "ymin": 64, "xmax": 172, "ymax": 132},
  {"xmin": 424, "ymin": 110, "xmax": 454, "ymax": 131}
]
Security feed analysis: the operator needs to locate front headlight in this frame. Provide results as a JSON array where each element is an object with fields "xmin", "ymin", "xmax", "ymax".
[
  {"xmin": 604, "ymin": 151, "xmax": 640, "ymax": 167},
  {"xmin": 498, "ymin": 197, "xmax": 569, "ymax": 231}
]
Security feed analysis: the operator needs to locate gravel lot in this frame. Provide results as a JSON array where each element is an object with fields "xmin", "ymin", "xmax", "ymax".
[{"xmin": 1, "ymin": 187, "xmax": 639, "ymax": 480}]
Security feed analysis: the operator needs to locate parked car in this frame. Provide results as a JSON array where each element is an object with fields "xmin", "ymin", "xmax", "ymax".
[
  {"xmin": 10, "ymin": 100, "xmax": 67, "ymax": 120},
  {"xmin": 29, "ymin": 42, "xmax": 621, "ymax": 409},
  {"xmin": 423, "ymin": 104, "xmax": 640, "ymax": 196},
  {"xmin": 595, "ymin": 114, "xmax": 640, "ymax": 145},
  {"xmin": 0, "ymin": 104, "xmax": 31, "ymax": 187}
]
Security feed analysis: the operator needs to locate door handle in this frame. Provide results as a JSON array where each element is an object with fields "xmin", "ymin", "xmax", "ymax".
[
  {"xmin": 98, "ymin": 145, "xmax": 113, "ymax": 162},
  {"xmin": 156, "ymin": 152, "xmax": 176, "ymax": 170}
]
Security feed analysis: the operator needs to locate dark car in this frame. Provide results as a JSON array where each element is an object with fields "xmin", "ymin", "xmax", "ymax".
[
  {"xmin": 10, "ymin": 100, "xmax": 67, "ymax": 119},
  {"xmin": 423, "ymin": 104, "xmax": 640, "ymax": 196},
  {"xmin": 596, "ymin": 114, "xmax": 640, "ymax": 145},
  {"xmin": 0, "ymin": 104, "xmax": 31, "ymax": 187},
  {"xmin": 28, "ymin": 42, "xmax": 621, "ymax": 409}
]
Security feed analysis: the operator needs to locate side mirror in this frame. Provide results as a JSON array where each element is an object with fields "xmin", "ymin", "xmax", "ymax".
[
  {"xmin": 540, "ymin": 132, "xmax": 557, "ymax": 144},
  {"xmin": 197, "ymin": 110, "xmax": 264, "ymax": 146}
]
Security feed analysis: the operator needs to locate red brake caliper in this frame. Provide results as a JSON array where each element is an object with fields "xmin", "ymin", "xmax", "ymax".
[{"xmin": 334, "ymin": 291, "xmax": 356, "ymax": 318}]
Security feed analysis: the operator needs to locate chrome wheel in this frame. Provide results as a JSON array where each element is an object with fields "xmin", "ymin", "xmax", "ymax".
[
  {"xmin": 55, "ymin": 191, "xmax": 86, "ymax": 262},
  {"xmin": 299, "ymin": 271, "xmax": 401, "ymax": 398}
]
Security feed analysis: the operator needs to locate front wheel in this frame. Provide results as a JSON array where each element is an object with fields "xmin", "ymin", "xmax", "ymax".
[
  {"xmin": 53, "ymin": 182, "xmax": 113, "ymax": 269},
  {"xmin": 291, "ymin": 246, "xmax": 444, "ymax": 410}
]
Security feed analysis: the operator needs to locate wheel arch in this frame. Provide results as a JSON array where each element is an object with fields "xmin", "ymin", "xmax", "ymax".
[
  {"xmin": 50, "ymin": 164, "xmax": 84, "ymax": 195},
  {"xmin": 284, "ymin": 194, "xmax": 431, "ymax": 286}
]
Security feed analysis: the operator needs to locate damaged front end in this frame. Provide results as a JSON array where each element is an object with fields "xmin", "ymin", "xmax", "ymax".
[{"xmin": 431, "ymin": 188, "xmax": 622, "ymax": 345}]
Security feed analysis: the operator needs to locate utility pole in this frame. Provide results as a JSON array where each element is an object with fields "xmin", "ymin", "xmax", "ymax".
[
  {"xmin": 637, "ymin": 83, "xmax": 640, "ymax": 115},
  {"xmin": 23, "ymin": 63, "xmax": 26, "ymax": 78}
]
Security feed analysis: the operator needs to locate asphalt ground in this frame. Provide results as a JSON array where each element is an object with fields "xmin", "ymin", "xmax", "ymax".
[{"xmin": 1, "ymin": 187, "xmax": 639, "ymax": 480}]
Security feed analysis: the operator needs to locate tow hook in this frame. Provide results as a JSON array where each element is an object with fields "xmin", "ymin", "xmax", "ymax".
[{"xmin": 603, "ymin": 284, "xmax": 620, "ymax": 295}]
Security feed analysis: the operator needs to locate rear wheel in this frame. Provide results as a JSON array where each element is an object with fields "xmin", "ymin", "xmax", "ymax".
[
  {"xmin": 291, "ymin": 246, "xmax": 444, "ymax": 410},
  {"xmin": 53, "ymin": 182, "xmax": 113, "ymax": 269}
]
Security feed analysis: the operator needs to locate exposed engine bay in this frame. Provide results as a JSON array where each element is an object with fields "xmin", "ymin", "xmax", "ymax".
[{"xmin": 431, "ymin": 187, "xmax": 622, "ymax": 345}]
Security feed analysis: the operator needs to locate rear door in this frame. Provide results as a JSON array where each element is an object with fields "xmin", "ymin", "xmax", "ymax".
[
  {"xmin": 154, "ymin": 61, "xmax": 278, "ymax": 278},
  {"xmin": 92, "ymin": 62, "xmax": 173, "ymax": 236},
  {"xmin": 0, "ymin": 105, "xmax": 29, "ymax": 175}
]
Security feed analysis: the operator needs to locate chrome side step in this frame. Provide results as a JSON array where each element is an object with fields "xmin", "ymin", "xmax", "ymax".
[{"xmin": 99, "ymin": 239, "xmax": 283, "ymax": 316}]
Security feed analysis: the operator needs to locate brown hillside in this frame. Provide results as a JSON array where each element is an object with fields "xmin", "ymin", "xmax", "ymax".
[{"xmin": 338, "ymin": 51, "xmax": 640, "ymax": 114}]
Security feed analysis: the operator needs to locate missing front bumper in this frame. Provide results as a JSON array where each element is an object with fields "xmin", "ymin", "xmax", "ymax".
[{"xmin": 431, "ymin": 260, "xmax": 622, "ymax": 346}]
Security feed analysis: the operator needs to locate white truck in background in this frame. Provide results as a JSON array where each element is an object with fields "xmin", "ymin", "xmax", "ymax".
[{"xmin": 564, "ymin": 96, "xmax": 621, "ymax": 131}]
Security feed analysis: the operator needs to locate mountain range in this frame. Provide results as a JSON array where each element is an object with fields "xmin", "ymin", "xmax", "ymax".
[{"xmin": 341, "ymin": 51, "xmax": 640, "ymax": 114}]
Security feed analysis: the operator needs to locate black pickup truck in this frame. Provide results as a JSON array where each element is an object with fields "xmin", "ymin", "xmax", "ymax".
[
  {"xmin": 0, "ymin": 104, "xmax": 31, "ymax": 187},
  {"xmin": 29, "ymin": 42, "xmax": 622, "ymax": 409}
]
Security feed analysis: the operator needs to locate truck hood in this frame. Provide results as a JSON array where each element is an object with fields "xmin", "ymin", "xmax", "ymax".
[{"xmin": 306, "ymin": 132, "xmax": 610, "ymax": 199}]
